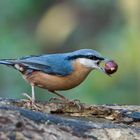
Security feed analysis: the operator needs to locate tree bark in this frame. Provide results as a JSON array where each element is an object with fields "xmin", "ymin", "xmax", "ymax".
[{"xmin": 0, "ymin": 98, "xmax": 140, "ymax": 140}]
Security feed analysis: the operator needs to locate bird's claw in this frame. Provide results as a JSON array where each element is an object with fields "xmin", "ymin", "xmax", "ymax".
[
  {"xmin": 68, "ymin": 99, "xmax": 85, "ymax": 111},
  {"xmin": 49, "ymin": 97, "xmax": 68, "ymax": 103},
  {"xmin": 22, "ymin": 93, "xmax": 41, "ymax": 111},
  {"xmin": 22, "ymin": 93, "xmax": 34, "ymax": 102},
  {"xmin": 49, "ymin": 97, "xmax": 84, "ymax": 112}
]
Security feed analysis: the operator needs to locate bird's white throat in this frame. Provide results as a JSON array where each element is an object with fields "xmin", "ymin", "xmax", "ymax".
[{"xmin": 77, "ymin": 58, "xmax": 99, "ymax": 69}]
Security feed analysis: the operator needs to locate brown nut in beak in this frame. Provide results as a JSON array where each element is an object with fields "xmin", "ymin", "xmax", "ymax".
[{"xmin": 104, "ymin": 60, "xmax": 118, "ymax": 75}]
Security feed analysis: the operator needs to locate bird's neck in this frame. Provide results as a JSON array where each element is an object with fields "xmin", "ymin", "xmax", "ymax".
[{"xmin": 72, "ymin": 59, "xmax": 92, "ymax": 79}]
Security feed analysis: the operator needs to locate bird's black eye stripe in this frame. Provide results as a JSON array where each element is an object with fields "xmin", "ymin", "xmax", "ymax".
[
  {"xmin": 67, "ymin": 54, "xmax": 104, "ymax": 60},
  {"xmin": 88, "ymin": 55, "xmax": 104, "ymax": 60}
]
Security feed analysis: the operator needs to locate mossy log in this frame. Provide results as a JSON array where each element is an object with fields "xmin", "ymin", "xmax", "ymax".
[{"xmin": 0, "ymin": 98, "xmax": 140, "ymax": 140}]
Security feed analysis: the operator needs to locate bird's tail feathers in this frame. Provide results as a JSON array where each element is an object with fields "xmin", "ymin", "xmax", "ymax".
[{"xmin": 0, "ymin": 59, "xmax": 15, "ymax": 66}]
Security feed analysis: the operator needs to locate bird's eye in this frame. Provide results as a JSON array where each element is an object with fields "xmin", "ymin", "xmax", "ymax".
[{"xmin": 88, "ymin": 55, "xmax": 99, "ymax": 60}]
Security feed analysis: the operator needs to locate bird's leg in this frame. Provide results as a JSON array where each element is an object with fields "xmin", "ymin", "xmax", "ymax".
[
  {"xmin": 52, "ymin": 91, "xmax": 67, "ymax": 100},
  {"xmin": 49, "ymin": 91, "xmax": 84, "ymax": 111},
  {"xmin": 22, "ymin": 85, "xmax": 41, "ymax": 110},
  {"xmin": 22, "ymin": 84, "xmax": 35, "ymax": 102},
  {"xmin": 49, "ymin": 90, "xmax": 69, "ymax": 102},
  {"xmin": 31, "ymin": 84, "xmax": 35, "ymax": 102}
]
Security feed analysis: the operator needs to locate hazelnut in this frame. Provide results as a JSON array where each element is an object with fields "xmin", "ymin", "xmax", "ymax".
[{"xmin": 104, "ymin": 60, "xmax": 118, "ymax": 74}]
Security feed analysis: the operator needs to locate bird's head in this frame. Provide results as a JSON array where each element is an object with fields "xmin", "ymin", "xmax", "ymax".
[{"xmin": 67, "ymin": 49, "xmax": 107, "ymax": 74}]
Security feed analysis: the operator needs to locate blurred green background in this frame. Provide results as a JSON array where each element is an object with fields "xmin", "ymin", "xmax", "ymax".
[{"xmin": 0, "ymin": 0, "xmax": 139, "ymax": 104}]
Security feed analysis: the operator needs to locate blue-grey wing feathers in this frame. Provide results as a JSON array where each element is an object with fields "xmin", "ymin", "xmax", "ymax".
[{"xmin": 16, "ymin": 54, "xmax": 74, "ymax": 76}]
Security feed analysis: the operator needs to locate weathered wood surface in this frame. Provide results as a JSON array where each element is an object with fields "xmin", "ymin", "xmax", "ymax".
[{"xmin": 0, "ymin": 98, "xmax": 140, "ymax": 140}]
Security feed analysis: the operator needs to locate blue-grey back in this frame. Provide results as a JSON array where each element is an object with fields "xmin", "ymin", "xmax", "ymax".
[
  {"xmin": 12, "ymin": 49, "xmax": 103, "ymax": 76},
  {"xmin": 17, "ymin": 53, "xmax": 74, "ymax": 76}
]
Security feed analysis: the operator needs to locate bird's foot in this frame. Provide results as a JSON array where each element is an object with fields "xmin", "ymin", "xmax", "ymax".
[
  {"xmin": 22, "ymin": 93, "xmax": 41, "ymax": 111},
  {"xmin": 49, "ymin": 97, "xmax": 69, "ymax": 103},
  {"xmin": 22, "ymin": 93, "xmax": 34, "ymax": 102},
  {"xmin": 67, "ymin": 99, "xmax": 85, "ymax": 111},
  {"xmin": 49, "ymin": 97, "xmax": 84, "ymax": 111}
]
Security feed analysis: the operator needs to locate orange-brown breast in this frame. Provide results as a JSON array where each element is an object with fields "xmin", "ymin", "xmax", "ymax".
[{"xmin": 23, "ymin": 60, "xmax": 92, "ymax": 91}]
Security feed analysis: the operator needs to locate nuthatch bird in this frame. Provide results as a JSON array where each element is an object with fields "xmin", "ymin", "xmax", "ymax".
[{"xmin": 0, "ymin": 49, "xmax": 117, "ymax": 103}]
